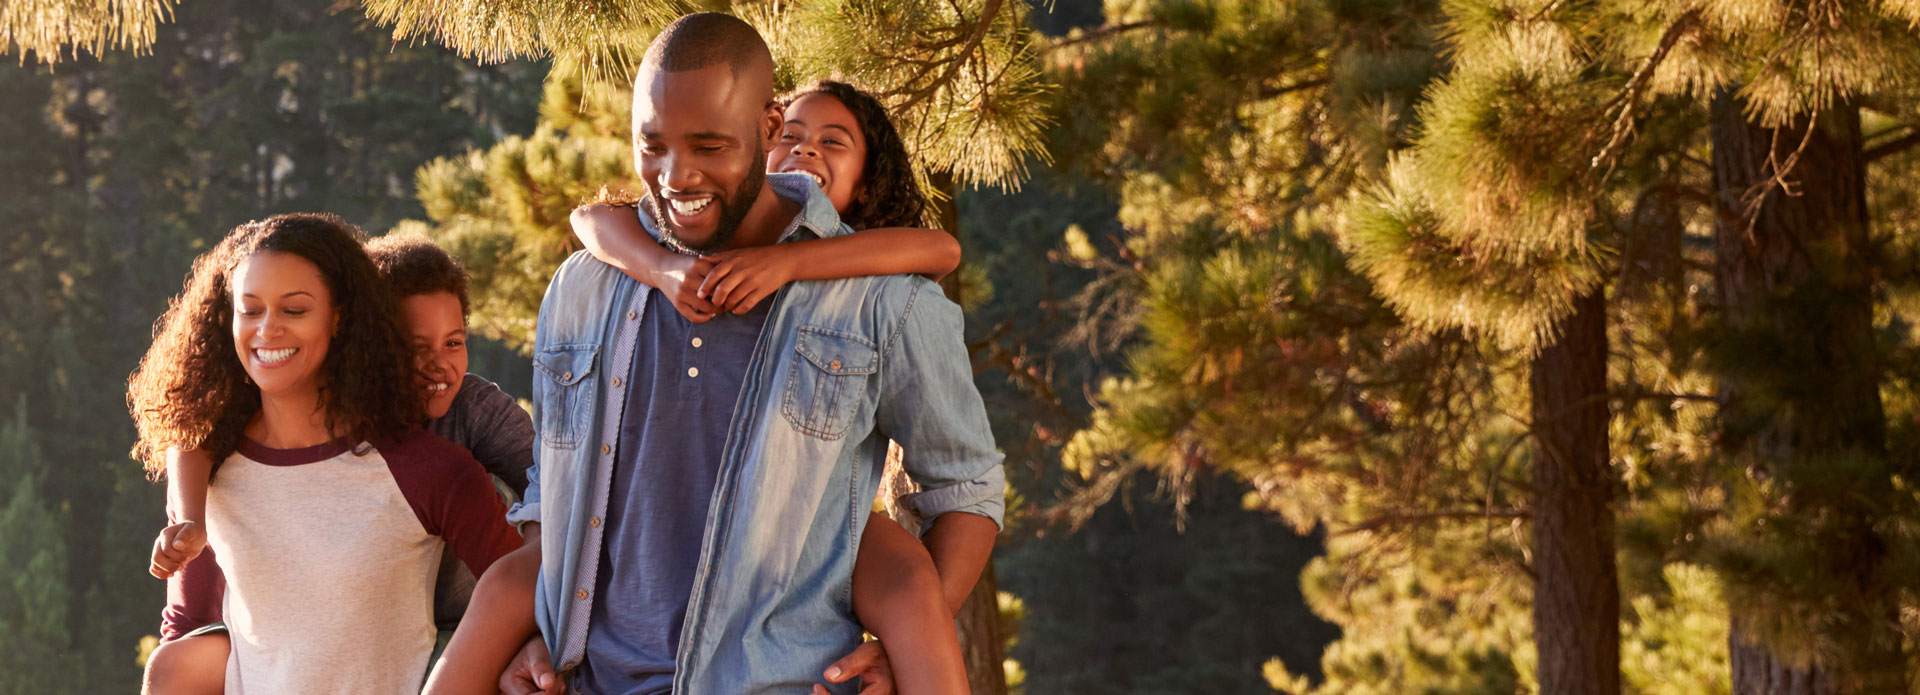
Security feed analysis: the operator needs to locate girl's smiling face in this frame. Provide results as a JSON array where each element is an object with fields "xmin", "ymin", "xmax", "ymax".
[
  {"xmin": 767, "ymin": 92, "xmax": 867, "ymax": 214},
  {"xmin": 231, "ymin": 250, "xmax": 335, "ymax": 400}
]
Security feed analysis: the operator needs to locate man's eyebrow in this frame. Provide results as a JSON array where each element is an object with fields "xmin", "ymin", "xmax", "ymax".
[{"xmin": 688, "ymin": 131, "xmax": 737, "ymax": 142}]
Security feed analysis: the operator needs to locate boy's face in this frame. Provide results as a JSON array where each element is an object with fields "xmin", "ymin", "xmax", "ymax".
[
  {"xmin": 398, "ymin": 291, "xmax": 467, "ymax": 420},
  {"xmin": 633, "ymin": 61, "xmax": 781, "ymax": 252}
]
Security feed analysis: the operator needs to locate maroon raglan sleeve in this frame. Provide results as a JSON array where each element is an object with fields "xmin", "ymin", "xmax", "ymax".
[
  {"xmin": 380, "ymin": 429, "xmax": 522, "ymax": 575},
  {"xmin": 159, "ymin": 509, "xmax": 226, "ymax": 641}
]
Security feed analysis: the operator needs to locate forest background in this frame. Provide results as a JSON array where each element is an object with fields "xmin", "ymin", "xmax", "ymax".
[{"xmin": 8, "ymin": 0, "xmax": 1920, "ymax": 694}]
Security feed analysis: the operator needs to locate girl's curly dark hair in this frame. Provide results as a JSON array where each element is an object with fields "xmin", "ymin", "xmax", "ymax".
[
  {"xmin": 128, "ymin": 213, "xmax": 426, "ymax": 478},
  {"xmin": 782, "ymin": 80, "xmax": 930, "ymax": 231}
]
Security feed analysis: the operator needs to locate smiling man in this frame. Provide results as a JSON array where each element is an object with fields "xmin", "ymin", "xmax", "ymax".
[{"xmin": 502, "ymin": 12, "xmax": 1005, "ymax": 695}]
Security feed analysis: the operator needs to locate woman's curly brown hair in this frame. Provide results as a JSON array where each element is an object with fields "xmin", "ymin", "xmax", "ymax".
[
  {"xmin": 127, "ymin": 213, "xmax": 426, "ymax": 478},
  {"xmin": 782, "ymin": 80, "xmax": 930, "ymax": 231}
]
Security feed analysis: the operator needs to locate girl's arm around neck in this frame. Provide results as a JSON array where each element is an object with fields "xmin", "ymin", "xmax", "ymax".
[
  {"xmin": 788, "ymin": 227, "xmax": 961, "ymax": 282},
  {"xmin": 571, "ymin": 203, "xmax": 720, "ymax": 322},
  {"xmin": 699, "ymin": 227, "xmax": 961, "ymax": 314}
]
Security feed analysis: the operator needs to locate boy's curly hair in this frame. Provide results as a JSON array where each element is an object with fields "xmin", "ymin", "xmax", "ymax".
[
  {"xmin": 782, "ymin": 80, "xmax": 930, "ymax": 231},
  {"xmin": 366, "ymin": 233, "xmax": 470, "ymax": 316},
  {"xmin": 127, "ymin": 213, "xmax": 426, "ymax": 478}
]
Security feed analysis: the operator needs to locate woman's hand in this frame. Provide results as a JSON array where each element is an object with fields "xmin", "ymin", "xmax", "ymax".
[
  {"xmin": 149, "ymin": 521, "xmax": 207, "ymax": 579},
  {"xmin": 700, "ymin": 246, "xmax": 798, "ymax": 315},
  {"xmin": 656, "ymin": 254, "xmax": 720, "ymax": 324}
]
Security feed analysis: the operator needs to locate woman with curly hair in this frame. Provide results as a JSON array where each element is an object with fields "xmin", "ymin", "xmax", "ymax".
[
  {"xmin": 434, "ymin": 80, "xmax": 968, "ymax": 695},
  {"xmin": 129, "ymin": 213, "xmax": 521, "ymax": 695}
]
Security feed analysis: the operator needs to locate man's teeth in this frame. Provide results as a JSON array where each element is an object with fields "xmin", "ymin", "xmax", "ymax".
[
  {"xmin": 255, "ymin": 347, "xmax": 295, "ymax": 364},
  {"xmin": 670, "ymin": 197, "xmax": 712, "ymax": 215},
  {"xmin": 427, "ymin": 382, "xmax": 450, "ymax": 393}
]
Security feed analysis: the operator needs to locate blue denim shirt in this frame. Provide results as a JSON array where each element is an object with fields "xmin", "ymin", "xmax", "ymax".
[{"xmin": 506, "ymin": 173, "xmax": 1005, "ymax": 694}]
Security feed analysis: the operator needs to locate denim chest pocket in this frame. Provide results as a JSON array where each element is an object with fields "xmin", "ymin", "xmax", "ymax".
[
  {"xmin": 534, "ymin": 345, "xmax": 599, "ymax": 450},
  {"xmin": 783, "ymin": 326, "xmax": 879, "ymax": 441}
]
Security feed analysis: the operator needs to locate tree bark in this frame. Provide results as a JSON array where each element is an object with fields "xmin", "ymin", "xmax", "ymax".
[
  {"xmin": 1529, "ymin": 289, "xmax": 1619, "ymax": 695},
  {"xmin": 1709, "ymin": 91, "xmax": 1901, "ymax": 695}
]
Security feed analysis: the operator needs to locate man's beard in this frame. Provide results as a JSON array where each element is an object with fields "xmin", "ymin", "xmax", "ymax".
[{"xmin": 652, "ymin": 147, "xmax": 766, "ymax": 256}]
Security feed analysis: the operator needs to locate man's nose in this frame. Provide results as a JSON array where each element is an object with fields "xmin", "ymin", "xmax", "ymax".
[{"xmin": 659, "ymin": 154, "xmax": 700, "ymax": 190}]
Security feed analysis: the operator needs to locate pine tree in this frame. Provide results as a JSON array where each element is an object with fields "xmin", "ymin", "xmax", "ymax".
[{"xmin": 1350, "ymin": 0, "xmax": 1920, "ymax": 690}]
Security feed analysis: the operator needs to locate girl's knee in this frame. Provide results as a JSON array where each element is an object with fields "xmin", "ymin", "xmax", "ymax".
[{"xmin": 143, "ymin": 633, "xmax": 229, "ymax": 695}]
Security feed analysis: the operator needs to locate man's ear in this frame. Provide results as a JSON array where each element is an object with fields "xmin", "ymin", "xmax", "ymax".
[{"xmin": 761, "ymin": 101, "xmax": 783, "ymax": 149}]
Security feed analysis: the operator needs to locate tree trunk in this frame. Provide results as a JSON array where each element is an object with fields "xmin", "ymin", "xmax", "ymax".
[
  {"xmin": 1529, "ymin": 289, "xmax": 1619, "ymax": 695},
  {"xmin": 1709, "ymin": 91, "xmax": 1901, "ymax": 695}
]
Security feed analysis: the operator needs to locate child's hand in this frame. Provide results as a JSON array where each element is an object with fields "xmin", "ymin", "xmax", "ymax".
[
  {"xmin": 657, "ymin": 254, "xmax": 720, "ymax": 324},
  {"xmin": 815, "ymin": 640, "xmax": 894, "ymax": 695},
  {"xmin": 700, "ymin": 247, "xmax": 796, "ymax": 315},
  {"xmin": 149, "ymin": 521, "xmax": 207, "ymax": 579}
]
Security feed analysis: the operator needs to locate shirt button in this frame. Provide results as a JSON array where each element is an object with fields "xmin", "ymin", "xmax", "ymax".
[
  {"xmin": 688, "ymin": 367, "xmax": 700, "ymax": 378},
  {"xmin": 600, "ymin": 444, "xmax": 611, "ymax": 455},
  {"xmin": 691, "ymin": 337, "xmax": 703, "ymax": 348},
  {"xmin": 829, "ymin": 360, "xmax": 842, "ymax": 370},
  {"xmin": 611, "ymin": 377, "xmax": 622, "ymax": 388},
  {"xmin": 577, "ymin": 589, "xmax": 589, "ymax": 600},
  {"xmin": 562, "ymin": 371, "xmax": 572, "ymax": 381},
  {"xmin": 589, "ymin": 516, "xmax": 601, "ymax": 527},
  {"xmin": 627, "ymin": 310, "xmax": 637, "ymax": 320}
]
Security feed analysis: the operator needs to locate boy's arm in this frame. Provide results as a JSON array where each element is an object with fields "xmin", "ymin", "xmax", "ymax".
[
  {"xmin": 151, "ymin": 448, "xmax": 215, "ymax": 578},
  {"xmin": 425, "ymin": 539, "xmax": 543, "ymax": 695},
  {"xmin": 570, "ymin": 203, "xmax": 720, "ymax": 322},
  {"xmin": 701, "ymin": 227, "xmax": 961, "ymax": 314},
  {"xmin": 166, "ymin": 447, "xmax": 212, "ymax": 524}
]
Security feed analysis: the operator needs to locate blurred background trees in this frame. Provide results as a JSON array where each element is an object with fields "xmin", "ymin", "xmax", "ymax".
[{"xmin": 11, "ymin": 0, "xmax": 1920, "ymax": 692}]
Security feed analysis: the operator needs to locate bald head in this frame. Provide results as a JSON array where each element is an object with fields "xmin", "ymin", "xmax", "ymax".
[
  {"xmin": 640, "ymin": 12, "xmax": 775, "ymax": 98},
  {"xmin": 631, "ymin": 13, "xmax": 790, "ymax": 253}
]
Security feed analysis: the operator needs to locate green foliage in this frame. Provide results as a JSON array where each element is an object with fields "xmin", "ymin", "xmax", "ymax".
[
  {"xmin": 0, "ymin": 0, "xmax": 544, "ymax": 687},
  {"xmin": 1269, "ymin": 526, "xmax": 1536, "ymax": 695},
  {"xmin": 365, "ymin": 0, "xmax": 1053, "ymax": 191},
  {"xmin": 1620, "ymin": 564, "xmax": 1730, "ymax": 695},
  {"xmin": 400, "ymin": 61, "xmax": 632, "ymax": 350},
  {"xmin": 0, "ymin": 410, "xmax": 81, "ymax": 690},
  {"xmin": 1, "ymin": 0, "xmax": 178, "ymax": 64},
  {"xmin": 998, "ymin": 470, "xmax": 1339, "ymax": 694}
]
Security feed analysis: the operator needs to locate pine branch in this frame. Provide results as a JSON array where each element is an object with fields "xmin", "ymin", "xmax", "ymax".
[
  {"xmin": 894, "ymin": 0, "xmax": 1004, "ymax": 113},
  {"xmin": 1590, "ymin": 9, "xmax": 1701, "ymax": 183},
  {"xmin": 1334, "ymin": 508, "xmax": 1530, "ymax": 536},
  {"xmin": 1256, "ymin": 77, "xmax": 1328, "ymax": 100},
  {"xmin": 1865, "ymin": 128, "xmax": 1920, "ymax": 163},
  {"xmin": 1044, "ymin": 20, "xmax": 1156, "ymax": 53},
  {"xmin": 4, "ymin": 0, "xmax": 179, "ymax": 64}
]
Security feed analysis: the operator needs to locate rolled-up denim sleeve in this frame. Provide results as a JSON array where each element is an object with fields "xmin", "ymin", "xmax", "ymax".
[
  {"xmin": 505, "ymin": 351, "xmax": 546, "ymax": 531},
  {"xmin": 506, "ymin": 465, "xmax": 540, "ymax": 530},
  {"xmin": 874, "ymin": 281, "xmax": 1005, "ymax": 529}
]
